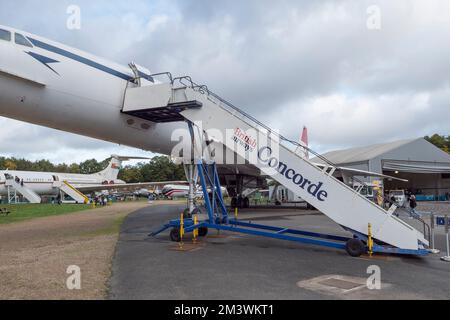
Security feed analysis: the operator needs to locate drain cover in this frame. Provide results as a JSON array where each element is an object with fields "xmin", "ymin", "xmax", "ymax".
[
  {"xmin": 297, "ymin": 275, "xmax": 368, "ymax": 296},
  {"xmin": 297, "ymin": 275, "xmax": 392, "ymax": 298},
  {"xmin": 319, "ymin": 278, "xmax": 362, "ymax": 290}
]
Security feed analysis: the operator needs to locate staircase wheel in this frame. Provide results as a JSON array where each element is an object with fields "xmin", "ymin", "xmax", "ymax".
[
  {"xmin": 236, "ymin": 197, "xmax": 243, "ymax": 209},
  {"xmin": 345, "ymin": 239, "xmax": 366, "ymax": 257},
  {"xmin": 183, "ymin": 208, "xmax": 192, "ymax": 219},
  {"xmin": 231, "ymin": 197, "xmax": 237, "ymax": 208},
  {"xmin": 243, "ymin": 197, "xmax": 250, "ymax": 208},
  {"xmin": 198, "ymin": 227, "xmax": 208, "ymax": 237},
  {"xmin": 170, "ymin": 227, "xmax": 181, "ymax": 242}
]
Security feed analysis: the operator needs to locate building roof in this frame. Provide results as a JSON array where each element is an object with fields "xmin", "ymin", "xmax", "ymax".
[
  {"xmin": 313, "ymin": 138, "xmax": 450, "ymax": 174},
  {"xmin": 315, "ymin": 139, "xmax": 418, "ymax": 164}
]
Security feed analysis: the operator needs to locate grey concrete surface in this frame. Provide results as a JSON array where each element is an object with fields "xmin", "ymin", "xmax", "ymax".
[
  {"xmin": 108, "ymin": 204, "xmax": 450, "ymax": 300},
  {"xmin": 418, "ymin": 201, "xmax": 450, "ymax": 215}
]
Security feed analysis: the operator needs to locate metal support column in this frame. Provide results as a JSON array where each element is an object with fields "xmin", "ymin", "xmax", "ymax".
[
  {"xmin": 197, "ymin": 162, "xmax": 215, "ymax": 223},
  {"xmin": 184, "ymin": 164, "xmax": 196, "ymax": 214},
  {"xmin": 7, "ymin": 185, "xmax": 11, "ymax": 204}
]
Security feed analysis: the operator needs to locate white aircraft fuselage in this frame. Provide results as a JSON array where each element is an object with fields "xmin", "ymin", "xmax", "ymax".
[
  {"xmin": 0, "ymin": 25, "xmax": 183, "ymax": 156},
  {"xmin": 0, "ymin": 170, "xmax": 124, "ymax": 196},
  {"xmin": 161, "ymin": 184, "xmax": 204, "ymax": 199},
  {"xmin": 0, "ymin": 156, "xmax": 125, "ymax": 197}
]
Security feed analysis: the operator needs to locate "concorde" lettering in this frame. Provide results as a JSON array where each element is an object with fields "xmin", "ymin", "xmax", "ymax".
[{"xmin": 258, "ymin": 146, "xmax": 328, "ymax": 202}]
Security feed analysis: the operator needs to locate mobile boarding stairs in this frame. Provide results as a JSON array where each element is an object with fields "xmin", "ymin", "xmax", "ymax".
[
  {"xmin": 122, "ymin": 73, "xmax": 430, "ymax": 257},
  {"xmin": 53, "ymin": 181, "xmax": 89, "ymax": 204},
  {"xmin": 5, "ymin": 178, "xmax": 41, "ymax": 204}
]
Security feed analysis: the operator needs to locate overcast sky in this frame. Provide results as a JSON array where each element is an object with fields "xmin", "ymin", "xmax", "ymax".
[{"xmin": 1, "ymin": 0, "xmax": 449, "ymax": 164}]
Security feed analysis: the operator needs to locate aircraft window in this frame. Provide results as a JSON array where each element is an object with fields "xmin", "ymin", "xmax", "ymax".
[
  {"xmin": 15, "ymin": 33, "xmax": 33, "ymax": 47},
  {"xmin": 0, "ymin": 29, "xmax": 11, "ymax": 42}
]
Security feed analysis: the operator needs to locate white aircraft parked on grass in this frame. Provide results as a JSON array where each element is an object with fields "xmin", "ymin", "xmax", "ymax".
[{"xmin": 0, "ymin": 155, "xmax": 186, "ymax": 204}]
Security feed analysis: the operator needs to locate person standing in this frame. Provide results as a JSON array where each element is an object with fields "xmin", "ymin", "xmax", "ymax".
[
  {"xmin": 409, "ymin": 194, "xmax": 417, "ymax": 218},
  {"xmin": 390, "ymin": 194, "xmax": 396, "ymax": 205}
]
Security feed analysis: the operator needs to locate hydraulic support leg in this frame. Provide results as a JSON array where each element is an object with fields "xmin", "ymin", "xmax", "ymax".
[{"xmin": 184, "ymin": 163, "xmax": 197, "ymax": 215}]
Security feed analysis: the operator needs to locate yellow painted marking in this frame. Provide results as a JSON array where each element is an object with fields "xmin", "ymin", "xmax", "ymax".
[
  {"xmin": 193, "ymin": 215, "xmax": 198, "ymax": 243},
  {"xmin": 368, "ymin": 223, "xmax": 374, "ymax": 257}
]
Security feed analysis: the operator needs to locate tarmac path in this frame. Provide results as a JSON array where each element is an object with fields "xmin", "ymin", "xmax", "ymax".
[{"xmin": 109, "ymin": 204, "xmax": 450, "ymax": 300}]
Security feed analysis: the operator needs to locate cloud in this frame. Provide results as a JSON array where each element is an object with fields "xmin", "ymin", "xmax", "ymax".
[
  {"xmin": 0, "ymin": 0, "xmax": 449, "ymax": 163},
  {"xmin": 266, "ymin": 92, "xmax": 434, "ymax": 151},
  {"xmin": 0, "ymin": 118, "xmax": 153, "ymax": 164}
]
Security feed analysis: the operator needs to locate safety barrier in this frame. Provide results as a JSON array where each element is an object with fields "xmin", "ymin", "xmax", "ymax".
[{"xmin": 437, "ymin": 215, "xmax": 450, "ymax": 262}]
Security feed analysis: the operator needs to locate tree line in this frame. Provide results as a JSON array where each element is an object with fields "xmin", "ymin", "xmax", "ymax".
[
  {"xmin": 0, "ymin": 134, "xmax": 447, "ymax": 182},
  {"xmin": 0, "ymin": 155, "xmax": 185, "ymax": 183},
  {"xmin": 118, "ymin": 156, "xmax": 185, "ymax": 183},
  {"xmin": 425, "ymin": 134, "xmax": 450, "ymax": 154}
]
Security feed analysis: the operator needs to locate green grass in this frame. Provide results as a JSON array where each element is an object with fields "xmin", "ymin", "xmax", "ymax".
[
  {"xmin": 0, "ymin": 203, "xmax": 94, "ymax": 224},
  {"xmin": 82, "ymin": 215, "xmax": 126, "ymax": 237}
]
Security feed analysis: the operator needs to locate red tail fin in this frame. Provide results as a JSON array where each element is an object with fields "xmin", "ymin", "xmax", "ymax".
[
  {"xmin": 301, "ymin": 126, "xmax": 308, "ymax": 146},
  {"xmin": 300, "ymin": 126, "xmax": 309, "ymax": 159}
]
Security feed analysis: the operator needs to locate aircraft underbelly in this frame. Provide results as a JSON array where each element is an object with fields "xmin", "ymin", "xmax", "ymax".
[
  {"xmin": 0, "ymin": 74, "xmax": 182, "ymax": 155},
  {"xmin": 0, "ymin": 68, "xmax": 46, "ymax": 86}
]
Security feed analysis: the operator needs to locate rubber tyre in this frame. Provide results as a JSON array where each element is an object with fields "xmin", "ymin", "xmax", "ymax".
[
  {"xmin": 345, "ymin": 239, "xmax": 366, "ymax": 257},
  {"xmin": 236, "ymin": 197, "xmax": 243, "ymax": 209},
  {"xmin": 243, "ymin": 197, "xmax": 250, "ymax": 209},
  {"xmin": 198, "ymin": 227, "xmax": 208, "ymax": 237},
  {"xmin": 170, "ymin": 228, "xmax": 181, "ymax": 242},
  {"xmin": 231, "ymin": 197, "xmax": 237, "ymax": 208},
  {"xmin": 183, "ymin": 208, "xmax": 192, "ymax": 219}
]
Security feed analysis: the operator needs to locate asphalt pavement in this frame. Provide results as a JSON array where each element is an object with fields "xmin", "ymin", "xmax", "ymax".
[{"xmin": 108, "ymin": 204, "xmax": 450, "ymax": 300}]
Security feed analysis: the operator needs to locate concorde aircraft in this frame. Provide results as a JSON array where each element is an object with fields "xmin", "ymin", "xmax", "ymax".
[
  {"xmin": 0, "ymin": 25, "xmax": 404, "ymax": 208},
  {"xmin": 0, "ymin": 24, "xmax": 262, "ymax": 207}
]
